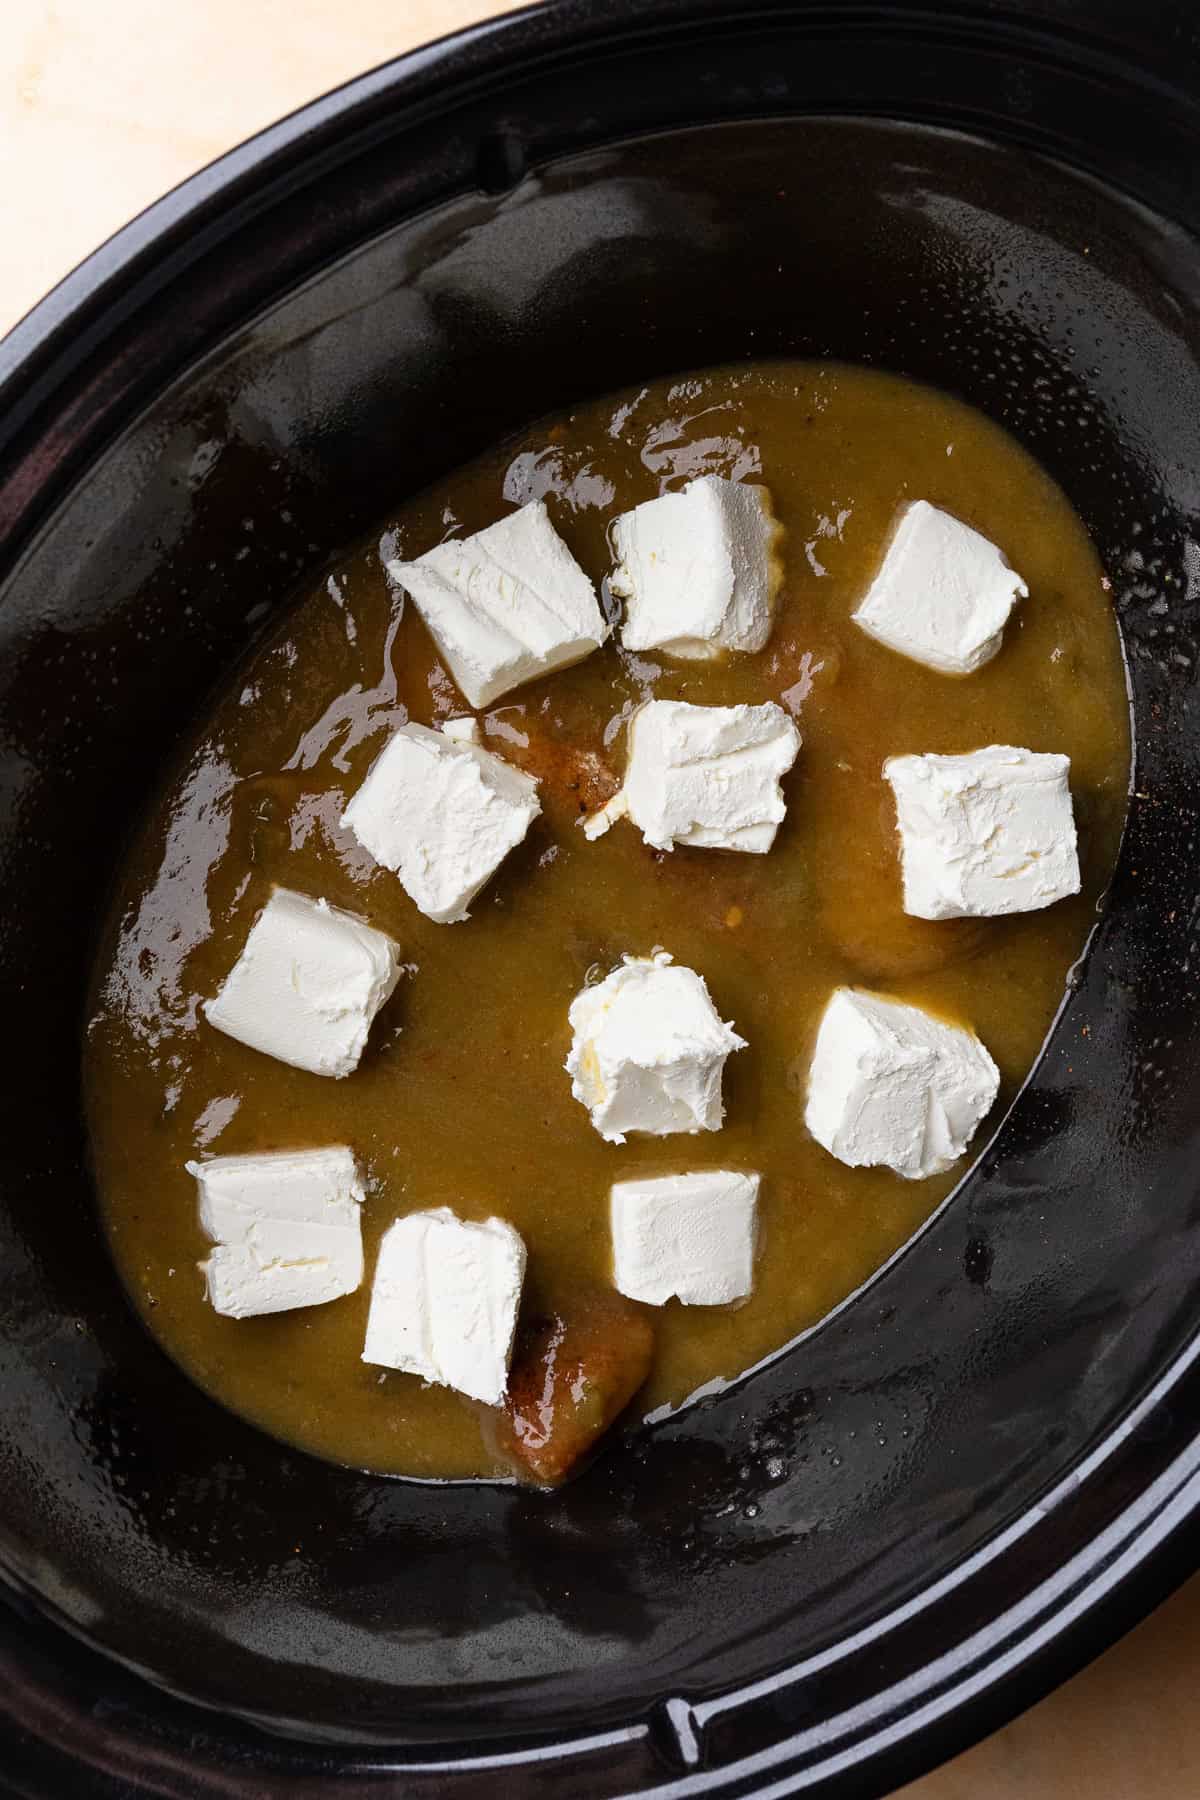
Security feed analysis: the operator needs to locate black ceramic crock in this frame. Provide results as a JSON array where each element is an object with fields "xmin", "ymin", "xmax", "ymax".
[{"xmin": 3, "ymin": 1, "xmax": 1200, "ymax": 1793}]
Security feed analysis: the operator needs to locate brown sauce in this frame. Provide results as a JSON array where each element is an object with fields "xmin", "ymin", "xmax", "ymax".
[{"xmin": 84, "ymin": 360, "xmax": 1130, "ymax": 1480}]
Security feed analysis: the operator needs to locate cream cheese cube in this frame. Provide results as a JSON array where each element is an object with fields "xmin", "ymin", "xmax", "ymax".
[
  {"xmin": 884, "ymin": 745, "xmax": 1081, "ymax": 919},
  {"xmin": 586, "ymin": 699, "xmax": 800, "ymax": 853},
  {"xmin": 611, "ymin": 475, "xmax": 782, "ymax": 658},
  {"xmin": 566, "ymin": 952, "xmax": 746, "ymax": 1144},
  {"xmin": 853, "ymin": 501, "xmax": 1027, "ymax": 675},
  {"xmin": 581, "ymin": 788, "xmax": 630, "ymax": 842},
  {"xmin": 203, "ymin": 888, "xmax": 401, "ymax": 1078},
  {"xmin": 806, "ymin": 988, "xmax": 1000, "ymax": 1180},
  {"xmin": 388, "ymin": 499, "xmax": 608, "ymax": 708},
  {"xmin": 440, "ymin": 716, "xmax": 482, "ymax": 744},
  {"xmin": 610, "ymin": 1170, "xmax": 759, "ymax": 1306},
  {"xmin": 361, "ymin": 1207, "xmax": 526, "ymax": 1405},
  {"xmin": 341, "ymin": 721, "xmax": 540, "ymax": 924},
  {"xmin": 188, "ymin": 1146, "xmax": 365, "ymax": 1319}
]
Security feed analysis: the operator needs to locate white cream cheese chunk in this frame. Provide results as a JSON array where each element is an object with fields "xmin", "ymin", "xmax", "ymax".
[
  {"xmin": 441, "ymin": 715, "xmax": 482, "ymax": 744},
  {"xmin": 585, "ymin": 699, "xmax": 800, "ymax": 853},
  {"xmin": 853, "ymin": 500, "xmax": 1028, "ymax": 675},
  {"xmin": 806, "ymin": 988, "xmax": 1000, "ymax": 1181},
  {"xmin": 388, "ymin": 499, "xmax": 608, "ymax": 708},
  {"xmin": 610, "ymin": 1169, "xmax": 759, "ymax": 1306},
  {"xmin": 341, "ymin": 720, "xmax": 540, "ymax": 924},
  {"xmin": 361, "ymin": 1207, "xmax": 526, "ymax": 1406},
  {"xmin": 581, "ymin": 787, "xmax": 630, "ymax": 843},
  {"xmin": 884, "ymin": 745, "xmax": 1081, "ymax": 919},
  {"xmin": 610, "ymin": 475, "xmax": 782, "ymax": 658},
  {"xmin": 566, "ymin": 951, "xmax": 746, "ymax": 1144},
  {"xmin": 203, "ymin": 888, "xmax": 401, "ymax": 1078},
  {"xmin": 188, "ymin": 1146, "xmax": 365, "ymax": 1319}
]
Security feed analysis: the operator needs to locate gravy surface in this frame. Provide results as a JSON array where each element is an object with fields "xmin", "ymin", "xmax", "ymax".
[{"xmin": 85, "ymin": 361, "xmax": 1129, "ymax": 1479}]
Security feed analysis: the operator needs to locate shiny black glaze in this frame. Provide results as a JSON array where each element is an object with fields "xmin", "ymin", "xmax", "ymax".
[{"xmin": 2, "ymin": 1, "xmax": 1200, "ymax": 1793}]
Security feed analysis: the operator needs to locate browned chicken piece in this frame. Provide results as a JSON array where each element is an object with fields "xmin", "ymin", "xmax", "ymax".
[
  {"xmin": 824, "ymin": 903, "xmax": 994, "ymax": 981},
  {"xmin": 816, "ymin": 799, "xmax": 996, "ymax": 979},
  {"xmin": 494, "ymin": 723, "xmax": 620, "ymax": 823},
  {"xmin": 496, "ymin": 1290, "xmax": 655, "ymax": 1486}
]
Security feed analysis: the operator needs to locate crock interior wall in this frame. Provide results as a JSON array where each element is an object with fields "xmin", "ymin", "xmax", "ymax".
[{"xmin": 0, "ymin": 117, "xmax": 1197, "ymax": 1742}]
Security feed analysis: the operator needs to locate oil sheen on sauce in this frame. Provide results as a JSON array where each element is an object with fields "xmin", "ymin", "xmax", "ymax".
[{"xmin": 84, "ymin": 361, "xmax": 1130, "ymax": 1481}]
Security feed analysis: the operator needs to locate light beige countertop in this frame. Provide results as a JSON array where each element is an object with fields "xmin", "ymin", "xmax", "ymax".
[{"xmin": 3, "ymin": 3, "xmax": 1197, "ymax": 1795}]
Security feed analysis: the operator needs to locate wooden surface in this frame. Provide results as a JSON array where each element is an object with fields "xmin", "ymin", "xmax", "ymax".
[{"xmin": 3, "ymin": 3, "xmax": 1197, "ymax": 1794}]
